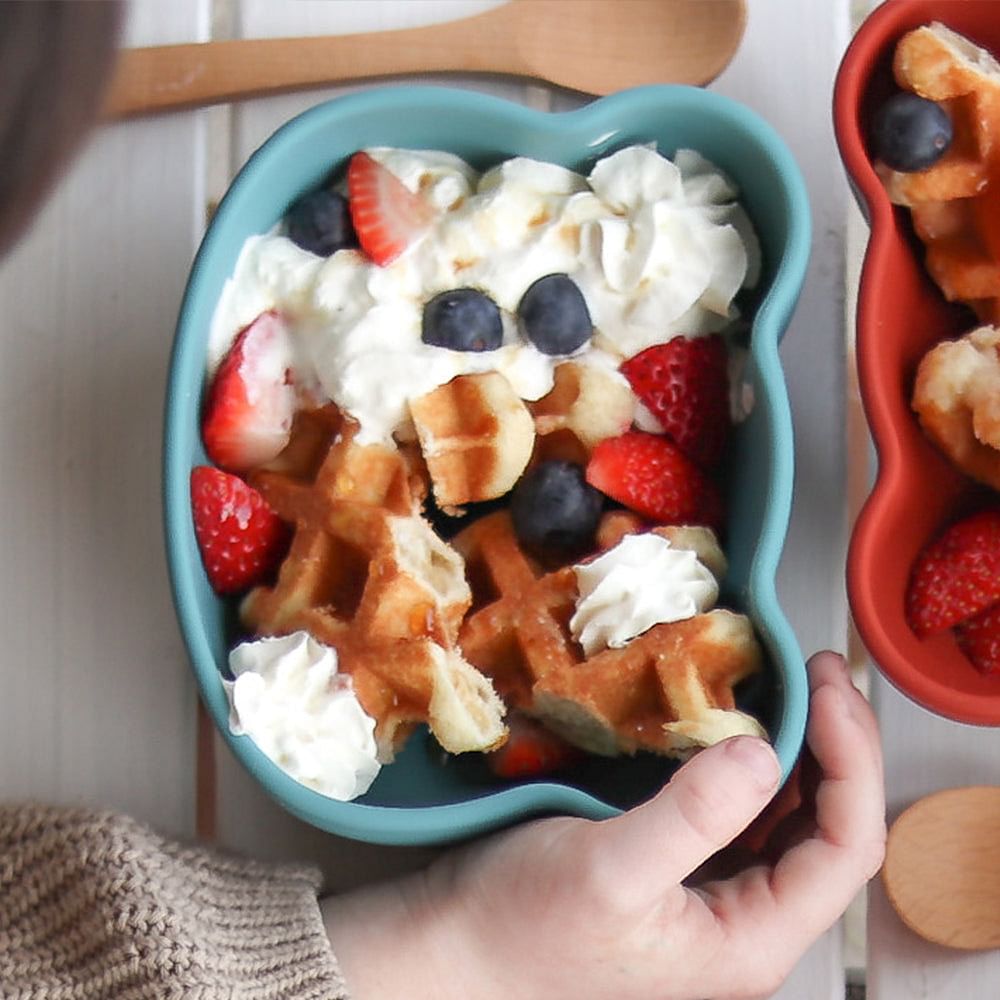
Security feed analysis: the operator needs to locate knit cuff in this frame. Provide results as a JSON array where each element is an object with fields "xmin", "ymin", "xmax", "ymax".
[{"xmin": 0, "ymin": 803, "xmax": 350, "ymax": 999}]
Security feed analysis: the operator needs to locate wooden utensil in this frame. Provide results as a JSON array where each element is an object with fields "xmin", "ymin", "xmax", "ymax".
[
  {"xmin": 102, "ymin": 0, "xmax": 747, "ymax": 120},
  {"xmin": 882, "ymin": 786, "xmax": 1000, "ymax": 951}
]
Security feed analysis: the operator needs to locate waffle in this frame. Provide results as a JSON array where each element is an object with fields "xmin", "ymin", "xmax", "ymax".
[
  {"xmin": 241, "ymin": 405, "xmax": 507, "ymax": 760},
  {"xmin": 528, "ymin": 360, "xmax": 636, "ymax": 466},
  {"xmin": 912, "ymin": 323, "xmax": 1000, "ymax": 490},
  {"xmin": 409, "ymin": 371, "xmax": 535, "ymax": 510},
  {"xmin": 880, "ymin": 23, "xmax": 1000, "ymax": 322},
  {"xmin": 452, "ymin": 510, "xmax": 764, "ymax": 758}
]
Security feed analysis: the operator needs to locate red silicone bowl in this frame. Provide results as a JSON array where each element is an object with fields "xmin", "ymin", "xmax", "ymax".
[{"xmin": 834, "ymin": 0, "xmax": 1000, "ymax": 725}]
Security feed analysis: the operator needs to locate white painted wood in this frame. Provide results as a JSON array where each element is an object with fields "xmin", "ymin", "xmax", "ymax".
[
  {"xmin": 0, "ymin": 2, "xmax": 209, "ymax": 838},
  {"xmin": 866, "ymin": 677, "xmax": 1000, "ymax": 999}
]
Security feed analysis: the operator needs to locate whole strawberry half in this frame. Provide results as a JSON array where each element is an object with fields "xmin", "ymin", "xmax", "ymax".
[
  {"xmin": 906, "ymin": 509, "xmax": 1000, "ymax": 636},
  {"xmin": 620, "ymin": 335, "xmax": 731, "ymax": 468},
  {"xmin": 190, "ymin": 466, "xmax": 290, "ymax": 595},
  {"xmin": 487, "ymin": 714, "xmax": 582, "ymax": 780},
  {"xmin": 955, "ymin": 602, "xmax": 1000, "ymax": 674},
  {"xmin": 586, "ymin": 430, "xmax": 724, "ymax": 530},
  {"xmin": 347, "ymin": 151, "xmax": 434, "ymax": 266},
  {"xmin": 202, "ymin": 311, "xmax": 295, "ymax": 474}
]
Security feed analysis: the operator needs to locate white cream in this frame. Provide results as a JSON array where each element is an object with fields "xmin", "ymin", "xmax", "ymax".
[
  {"xmin": 207, "ymin": 145, "xmax": 759, "ymax": 444},
  {"xmin": 224, "ymin": 631, "xmax": 380, "ymax": 801},
  {"xmin": 570, "ymin": 533, "xmax": 719, "ymax": 656}
]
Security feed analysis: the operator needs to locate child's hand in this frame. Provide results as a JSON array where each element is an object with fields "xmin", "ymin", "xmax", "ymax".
[{"xmin": 326, "ymin": 651, "xmax": 885, "ymax": 1000}]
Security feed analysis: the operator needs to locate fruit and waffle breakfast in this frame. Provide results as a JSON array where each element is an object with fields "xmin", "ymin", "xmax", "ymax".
[
  {"xmin": 867, "ymin": 22, "xmax": 1000, "ymax": 676},
  {"xmin": 191, "ymin": 143, "xmax": 770, "ymax": 801}
]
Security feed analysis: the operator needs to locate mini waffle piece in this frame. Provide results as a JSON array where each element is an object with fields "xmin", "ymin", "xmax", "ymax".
[
  {"xmin": 453, "ymin": 510, "xmax": 764, "ymax": 758},
  {"xmin": 880, "ymin": 23, "xmax": 1000, "ymax": 322},
  {"xmin": 409, "ymin": 371, "xmax": 535, "ymax": 509},
  {"xmin": 912, "ymin": 323, "xmax": 1000, "ymax": 489},
  {"xmin": 529, "ymin": 361, "xmax": 635, "ymax": 465},
  {"xmin": 242, "ymin": 406, "xmax": 507, "ymax": 760}
]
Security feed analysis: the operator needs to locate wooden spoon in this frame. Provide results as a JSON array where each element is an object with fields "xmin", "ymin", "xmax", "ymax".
[
  {"xmin": 102, "ymin": 0, "xmax": 747, "ymax": 120},
  {"xmin": 882, "ymin": 786, "xmax": 1000, "ymax": 951}
]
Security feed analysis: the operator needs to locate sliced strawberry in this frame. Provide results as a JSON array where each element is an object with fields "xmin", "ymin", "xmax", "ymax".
[
  {"xmin": 202, "ymin": 311, "xmax": 295, "ymax": 474},
  {"xmin": 905, "ymin": 509, "xmax": 1000, "ymax": 636},
  {"xmin": 956, "ymin": 602, "xmax": 1000, "ymax": 674},
  {"xmin": 620, "ymin": 335, "xmax": 731, "ymax": 468},
  {"xmin": 347, "ymin": 151, "xmax": 434, "ymax": 266},
  {"xmin": 488, "ymin": 714, "xmax": 583, "ymax": 779},
  {"xmin": 586, "ymin": 430, "xmax": 724, "ymax": 530},
  {"xmin": 190, "ymin": 466, "xmax": 290, "ymax": 595}
]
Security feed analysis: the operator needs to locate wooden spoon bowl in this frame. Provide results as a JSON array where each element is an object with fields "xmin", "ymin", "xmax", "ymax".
[
  {"xmin": 103, "ymin": 0, "xmax": 747, "ymax": 119},
  {"xmin": 883, "ymin": 786, "xmax": 1000, "ymax": 951}
]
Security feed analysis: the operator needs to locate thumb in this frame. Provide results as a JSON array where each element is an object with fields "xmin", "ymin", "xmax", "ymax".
[{"xmin": 608, "ymin": 736, "xmax": 781, "ymax": 890}]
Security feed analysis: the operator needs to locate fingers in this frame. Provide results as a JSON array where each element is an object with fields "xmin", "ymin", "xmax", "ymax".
[
  {"xmin": 696, "ymin": 652, "xmax": 885, "ymax": 967},
  {"xmin": 600, "ymin": 733, "xmax": 781, "ymax": 894}
]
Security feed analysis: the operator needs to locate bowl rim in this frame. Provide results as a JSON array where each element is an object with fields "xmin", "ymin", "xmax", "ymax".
[
  {"xmin": 834, "ymin": 0, "xmax": 1000, "ymax": 725},
  {"xmin": 163, "ymin": 83, "xmax": 812, "ymax": 844}
]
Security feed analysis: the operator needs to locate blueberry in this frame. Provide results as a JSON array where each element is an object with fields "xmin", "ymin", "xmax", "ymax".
[
  {"xmin": 518, "ymin": 274, "xmax": 592, "ymax": 355},
  {"xmin": 510, "ymin": 460, "xmax": 603, "ymax": 553},
  {"xmin": 422, "ymin": 288, "xmax": 503, "ymax": 352},
  {"xmin": 286, "ymin": 189, "xmax": 357, "ymax": 256},
  {"xmin": 871, "ymin": 93, "xmax": 952, "ymax": 172}
]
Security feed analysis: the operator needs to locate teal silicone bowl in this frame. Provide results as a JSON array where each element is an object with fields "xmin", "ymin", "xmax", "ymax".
[{"xmin": 165, "ymin": 85, "xmax": 811, "ymax": 846}]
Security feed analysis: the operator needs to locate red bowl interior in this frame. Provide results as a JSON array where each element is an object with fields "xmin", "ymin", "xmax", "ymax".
[{"xmin": 834, "ymin": 0, "xmax": 1000, "ymax": 724}]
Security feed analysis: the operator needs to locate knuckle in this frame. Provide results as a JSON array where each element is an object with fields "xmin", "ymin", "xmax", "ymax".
[
  {"xmin": 673, "ymin": 777, "xmax": 731, "ymax": 846},
  {"xmin": 861, "ymin": 829, "xmax": 888, "ymax": 880}
]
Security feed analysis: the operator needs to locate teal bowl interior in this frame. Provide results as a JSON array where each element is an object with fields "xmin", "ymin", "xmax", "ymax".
[{"xmin": 164, "ymin": 85, "xmax": 811, "ymax": 845}]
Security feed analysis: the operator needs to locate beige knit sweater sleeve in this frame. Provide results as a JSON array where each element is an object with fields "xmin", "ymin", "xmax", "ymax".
[{"xmin": 0, "ymin": 803, "xmax": 350, "ymax": 999}]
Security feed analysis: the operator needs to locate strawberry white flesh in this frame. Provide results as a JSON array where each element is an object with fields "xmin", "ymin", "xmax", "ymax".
[
  {"xmin": 202, "ymin": 311, "xmax": 295, "ymax": 473},
  {"xmin": 347, "ymin": 151, "xmax": 434, "ymax": 266}
]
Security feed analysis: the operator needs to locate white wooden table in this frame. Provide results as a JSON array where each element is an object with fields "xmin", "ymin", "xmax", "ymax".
[{"xmin": 2, "ymin": 1, "xmax": 998, "ymax": 997}]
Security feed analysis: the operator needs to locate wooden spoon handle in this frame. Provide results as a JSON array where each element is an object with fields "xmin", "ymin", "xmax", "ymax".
[{"xmin": 102, "ymin": 9, "xmax": 524, "ymax": 120}]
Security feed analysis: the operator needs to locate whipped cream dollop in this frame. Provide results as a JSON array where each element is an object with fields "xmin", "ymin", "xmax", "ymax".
[
  {"xmin": 224, "ymin": 631, "xmax": 380, "ymax": 801},
  {"xmin": 570, "ymin": 533, "xmax": 719, "ymax": 656},
  {"xmin": 208, "ymin": 145, "xmax": 760, "ymax": 444}
]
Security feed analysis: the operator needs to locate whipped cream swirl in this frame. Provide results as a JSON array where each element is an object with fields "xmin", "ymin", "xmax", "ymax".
[
  {"xmin": 570, "ymin": 533, "xmax": 719, "ymax": 656},
  {"xmin": 224, "ymin": 630, "xmax": 380, "ymax": 801}
]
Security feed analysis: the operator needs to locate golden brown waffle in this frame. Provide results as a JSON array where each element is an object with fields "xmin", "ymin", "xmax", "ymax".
[
  {"xmin": 452, "ymin": 510, "xmax": 764, "ymax": 758},
  {"xmin": 881, "ymin": 23, "xmax": 1000, "ymax": 322},
  {"xmin": 528, "ymin": 361, "xmax": 635, "ymax": 466},
  {"xmin": 912, "ymin": 323, "xmax": 1000, "ymax": 490},
  {"xmin": 241, "ymin": 406, "xmax": 507, "ymax": 760},
  {"xmin": 409, "ymin": 372, "xmax": 535, "ymax": 509}
]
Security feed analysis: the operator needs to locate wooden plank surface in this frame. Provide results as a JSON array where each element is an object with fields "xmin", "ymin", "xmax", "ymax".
[{"xmin": 0, "ymin": 0, "xmax": 208, "ymax": 839}]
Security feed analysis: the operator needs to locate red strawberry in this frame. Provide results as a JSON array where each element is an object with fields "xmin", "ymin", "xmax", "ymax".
[
  {"xmin": 620, "ymin": 335, "xmax": 731, "ymax": 468},
  {"xmin": 347, "ymin": 151, "xmax": 434, "ymax": 266},
  {"xmin": 905, "ymin": 509, "xmax": 1000, "ymax": 636},
  {"xmin": 956, "ymin": 602, "xmax": 1000, "ymax": 674},
  {"xmin": 488, "ymin": 715, "xmax": 582, "ymax": 779},
  {"xmin": 202, "ymin": 311, "xmax": 295, "ymax": 474},
  {"xmin": 190, "ymin": 466, "xmax": 290, "ymax": 595},
  {"xmin": 586, "ymin": 430, "xmax": 724, "ymax": 529}
]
